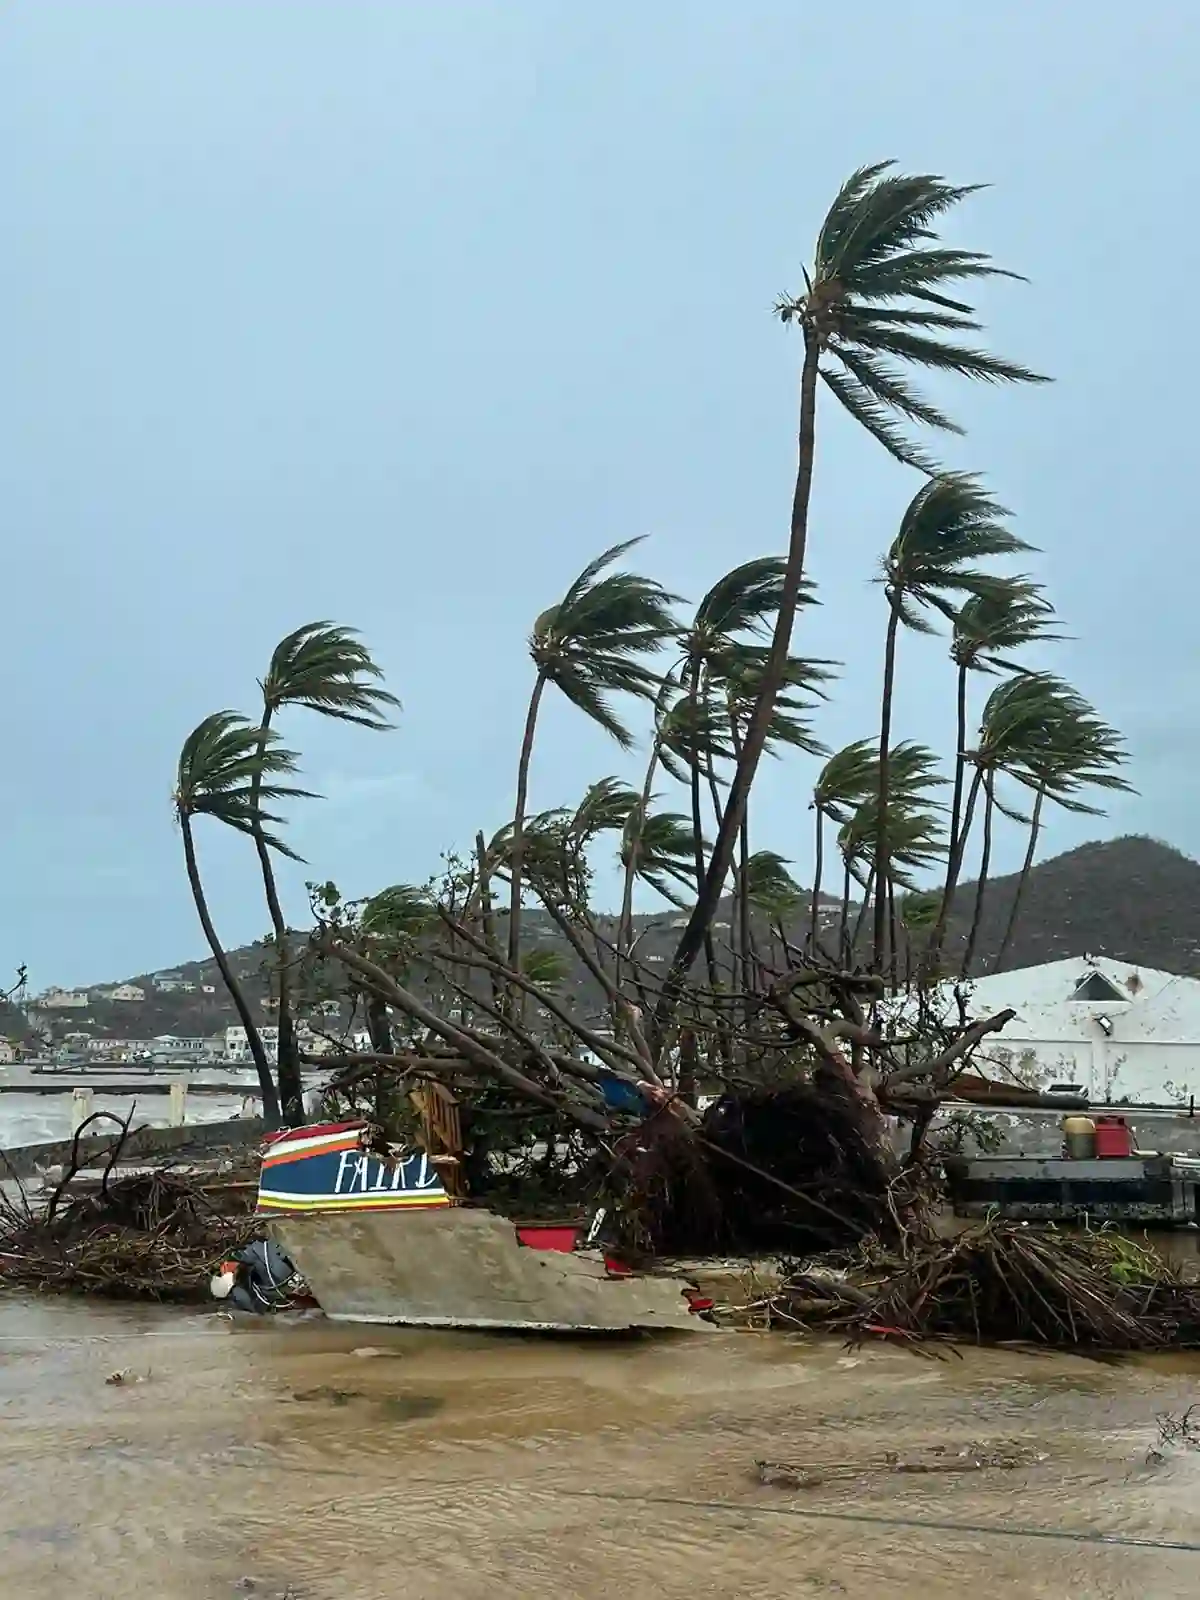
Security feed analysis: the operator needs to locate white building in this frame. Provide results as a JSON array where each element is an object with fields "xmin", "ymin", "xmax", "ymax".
[
  {"xmin": 153, "ymin": 974, "xmax": 196, "ymax": 993},
  {"xmin": 150, "ymin": 1034, "xmax": 214, "ymax": 1060},
  {"xmin": 103, "ymin": 984, "xmax": 146, "ymax": 1003},
  {"xmin": 36, "ymin": 988, "xmax": 90, "ymax": 1010},
  {"xmin": 225, "ymin": 1025, "xmax": 280, "ymax": 1063},
  {"xmin": 0, "ymin": 1039, "xmax": 16, "ymax": 1065},
  {"xmin": 967, "ymin": 956, "xmax": 1200, "ymax": 1107}
]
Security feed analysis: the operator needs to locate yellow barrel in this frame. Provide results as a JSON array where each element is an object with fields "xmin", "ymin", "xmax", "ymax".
[{"xmin": 1062, "ymin": 1115, "xmax": 1096, "ymax": 1160}]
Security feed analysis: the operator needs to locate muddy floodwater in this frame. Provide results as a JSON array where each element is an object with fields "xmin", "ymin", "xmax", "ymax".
[{"xmin": 2, "ymin": 1297, "xmax": 1199, "ymax": 1599}]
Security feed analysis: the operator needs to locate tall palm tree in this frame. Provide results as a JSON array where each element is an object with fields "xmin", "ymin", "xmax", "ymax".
[
  {"xmin": 646, "ymin": 562, "xmax": 797, "ymax": 996},
  {"xmin": 174, "ymin": 712, "xmax": 314, "ymax": 1127},
  {"xmin": 252, "ymin": 623, "xmax": 398, "ymax": 1120},
  {"xmin": 836, "ymin": 743, "xmax": 945, "ymax": 957},
  {"xmin": 874, "ymin": 475, "xmax": 1032, "ymax": 969},
  {"xmin": 659, "ymin": 161, "xmax": 1047, "ymax": 1032},
  {"xmin": 951, "ymin": 674, "xmax": 1114, "ymax": 976},
  {"xmin": 720, "ymin": 648, "xmax": 830, "ymax": 985},
  {"xmin": 926, "ymin": 580, "xmax": 1060, "ymax": 965},
  {"xmin": 619, "ymin": 808, "xmax": 704, "ymax": 908},
  {"xmin": 993, "ymin": 701, "xmax": 1131, "ymax": 970},
  {"xmin": 508, "ymin": 539, "xmax": 680, "ymax": 970},
  {"xmin": 840, "ymin": 796, "xmax": 947, "ymax": 959},
  {"xmin": 810, "ymin": 740, "xmax": 878, "ymax": 950}
]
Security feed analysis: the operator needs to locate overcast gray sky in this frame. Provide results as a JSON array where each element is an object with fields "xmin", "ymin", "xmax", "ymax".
[{"xmin": 2, "ymin": 2, "xmax": 1194, "ymax": 988}]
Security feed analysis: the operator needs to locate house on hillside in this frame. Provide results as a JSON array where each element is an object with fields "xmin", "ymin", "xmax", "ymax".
[
  {"xmin": 967, "ymin": 955, "xmax": 1200, "ymax": 1106},
  {"xmin": 36, "ymin": 988, "xmax": 89, "ymax": 1009},
  {"xmin": 102, "ymin": 984, "xmax": 146, "ymax": 1003},
  {"xmin": 153, "ymin": 973, "xmax": 196, "ymax": 993}
]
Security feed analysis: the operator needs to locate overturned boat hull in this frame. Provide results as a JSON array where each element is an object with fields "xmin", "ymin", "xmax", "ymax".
[{"xmin": 256, "ymin": 1120, "xmax": 708, "ymax": 1333}]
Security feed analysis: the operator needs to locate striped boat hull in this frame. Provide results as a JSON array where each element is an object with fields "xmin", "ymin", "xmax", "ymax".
[{"xmin": 256, "ymin": 1120, "xmax": 451, "ymax": 1215}]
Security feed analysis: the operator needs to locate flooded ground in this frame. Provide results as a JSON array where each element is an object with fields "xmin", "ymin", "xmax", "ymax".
[{"xmin": 1, "ymin": 1297, "xmax": 1198, "ymax": 1599}]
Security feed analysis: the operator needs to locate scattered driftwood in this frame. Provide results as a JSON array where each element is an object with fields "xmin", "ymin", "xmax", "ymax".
[{"xmin": 763, "ymin": 1220, "xmax": 1200, "ymax": 1350}]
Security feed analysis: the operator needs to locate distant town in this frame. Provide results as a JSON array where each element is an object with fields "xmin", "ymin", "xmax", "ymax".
[{"xmin": 0, "ymin": 965, "xmax": 363, "ymax": 1069}]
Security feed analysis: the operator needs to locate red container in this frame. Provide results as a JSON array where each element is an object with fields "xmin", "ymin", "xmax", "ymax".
[
  {"xmin": 1093, "ymin": 1116, "xmax": 1133, "ymax": 1159},
  {"xmin": 515, "ymin": 1224, "xmax": 581, "ymax": 1253}
]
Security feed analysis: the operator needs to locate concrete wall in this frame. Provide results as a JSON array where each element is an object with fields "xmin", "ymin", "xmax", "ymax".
[{"xmin": 0, "ymin": 1116, "xmax": 265, "ymax": 1181}]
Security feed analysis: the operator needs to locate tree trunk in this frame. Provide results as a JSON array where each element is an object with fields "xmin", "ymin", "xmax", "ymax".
[
  {"xmin": 506, "ymin": 674, "xmax": 547, "ymax": 973},
  {"xmin": 850, "ymin": 868, "xmax": 876, "ymax": 954},
  {"xmin": 250, "ymin": 708, "xmax": 302, "ymax": 1123},
  {"xmin": 654, "ymin": 334, "xmax": 821, "ymax": 1044},
  {"xmin": 872, "ymin": 596, "xmax": 903, "ymax": 972},
  {"xmin": 808, "ymin": 804, "xmax": 824, "ymax": 952},
  {"xmin": 686, "ymin": 666, "xmax": 724, "ymax": 1000},
  {"xmin": 181, "ymin": 814, "xmax": 280, "ymax": 1126},
  {"xmin": 928, "ymin": 765, "xmax": 983, "ymax": 978},
  {"xmin": 928, "ymin": 662, "xmax": 970, "ymax": 965},
  {"xmin": 618, "ymin": 730, "xmax": 665, "ymax": 961},
  {"xmin": 960, "ymin": 772, "xmax": 996, "ymax": 979},
  {"xmin": 995, "ymin": 783, "xmax": 1044, "ymax": 970},
  {"xmin": 838, "ymin": 858, "xmax": 854, "ymax": 959},
  {"xmin": 737, "ymin": 816, "xmax": 752, "ymax": 995}
]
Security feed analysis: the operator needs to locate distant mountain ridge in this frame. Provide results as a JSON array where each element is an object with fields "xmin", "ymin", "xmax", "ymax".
[{"xmin": 19, "ymin": 836, "xmax": 1200, "ymax": 1043}]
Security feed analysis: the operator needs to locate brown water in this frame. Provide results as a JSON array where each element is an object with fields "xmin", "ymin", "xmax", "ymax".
[{"xmin": 2, "ymin": 1297, "xmax": 1199, "ymax": 1600}]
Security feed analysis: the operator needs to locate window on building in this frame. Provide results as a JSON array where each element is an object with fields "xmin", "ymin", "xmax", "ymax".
[{"xmin": 1070, "ymin": 971, "xmax": 1126, "ymax": 1003}]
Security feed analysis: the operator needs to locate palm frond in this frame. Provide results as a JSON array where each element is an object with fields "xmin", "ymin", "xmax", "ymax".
[
  {"xmin": 175, "ymin": 711, "xmax": 316, "ymax": 859},
  {"xmin": 263, "ymin": 622, "xmax": 399, "ymax": 729},
  {"xmin": 783, "ymin": 164, "xmax": 1049, "ymax": 471},
  {"xmin": 361, "ymin": 883, "xmax": 437, "ymax": 939}
]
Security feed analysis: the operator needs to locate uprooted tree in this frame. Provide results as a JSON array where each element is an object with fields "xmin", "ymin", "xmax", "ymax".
[{"xmin": 173, "ymin": 160, "xmax": 1130, "ymax": 1247}]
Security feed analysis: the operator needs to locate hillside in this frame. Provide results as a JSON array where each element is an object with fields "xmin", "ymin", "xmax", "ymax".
[
  {"xmin": 941, "ymin": 835, "xmax": 1200, "ymax": 978},
  {"xmin": 20, "ymin": 836, "xmax": 1200, "ymax": 1046}
]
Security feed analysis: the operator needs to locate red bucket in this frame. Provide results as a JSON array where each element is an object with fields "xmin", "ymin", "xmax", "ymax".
[{"xmin": 1093, "ymin": 1116, "xmax": 1133, "ymax": 1159}]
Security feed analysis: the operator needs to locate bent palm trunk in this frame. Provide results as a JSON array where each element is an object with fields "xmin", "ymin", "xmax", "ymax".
[
  {"xmin": 181, "ymin": 814, "xmax": 280, "ymax": 1126},
  {"xmin": 656, "ymin": 336, "xmax": 822, "ymax": 1042},
  {"xmin": 250, "ymin": 711, "xmax": 302, "ymax": 1123},
  {"xmin": 507, "ymin": 675, "xmax": 547, "ymax": 974},
  {"xmin": 996, "ymin": 783, "xmax": 1044, "ymax": 970},
  {"xmin": 872, "ymin": 598, "xmax": 902, "ymax": 973},
  {"xmin": 960, "ymin": 773, "xmax": 996, "ymax": 978}
]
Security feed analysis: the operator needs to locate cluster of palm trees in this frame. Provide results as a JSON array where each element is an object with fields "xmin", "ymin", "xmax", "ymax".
[{"xmin": 173, "ymin": 158, "xmax": 1132, "ymax": 1122}]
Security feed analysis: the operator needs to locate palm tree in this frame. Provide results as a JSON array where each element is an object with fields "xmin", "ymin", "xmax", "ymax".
[
  {"xmin": 840, "ymin": 795, "xmax": 947, "ymax": 958},
  {"xmin": 952, "ymin": 674, "xmax": 1118, "ymax": 976},
  {"xmin": 810, "ymin": 740, "xmax": 878, "ymax": 950},
  {"xmin": 508, "ymin": 539, "xmax": 680, "ymax": 971},
  {"xmin": 947, "ymin": 582, "xmax": 1057, "ymax": 846},
  {"xmin": 993, "ymin": 701, "xmax": 1131, "ymax": 970},
  {"xmin": 720, "ymin": 648, "xmax": 829, "ymax": 986},
  {"xmin": 837, "ymin": 743, "xmax": 946, "ymax": 958},
  {"xmin": 874, "ymin": 475, "xmax": 1032, "ymax": 969},
  {"xmin": 659, "ymin": 160, "xmax": 1047, "ymax": 1030},
  {"xmin": 619, "ymin": 808, "xmax": 704, "ymax": 908},
  {"xmin": 358, "ymin": 883, "xmax": 437, "ymax": 1051},
  {"xmin": 252, "ymin": 623, "xmax": 398, "ymax": 1120},
  {"xmin": 174, "ymin": 712, "xmax": 314, "ymax": 1127},
  {"xmin": 617, "ymin": 678, "xmax": 730, "ymax": 959}
]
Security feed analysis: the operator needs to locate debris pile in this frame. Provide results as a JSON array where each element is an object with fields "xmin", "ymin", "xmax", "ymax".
[
  {"xmin": 0, "ymin": 1114, "xmax": 262, "ymax": 1301},
  {"xmin": 763, "ymin": 1219, "xmax": 1200, "ymax": 1350}
]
